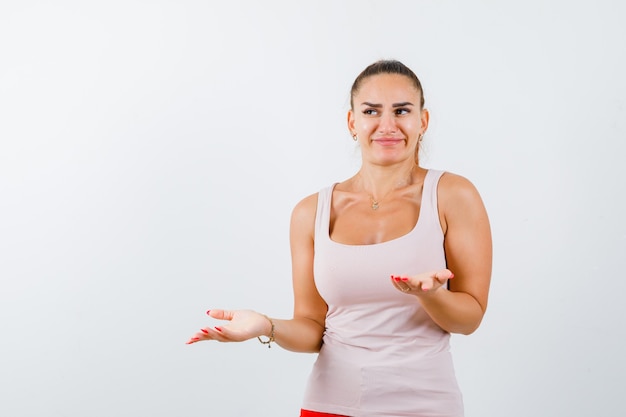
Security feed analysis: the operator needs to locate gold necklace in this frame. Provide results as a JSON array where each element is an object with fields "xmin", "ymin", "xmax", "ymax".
[
  {"xmin": 359, "ymin": 171, "xmax": 415, "ymax": 211},
  {"xmin": 368, "ymin": 188, "xmax": 397, "ymax": 210},
  {"xmin": 370, "ymin": 195, "xmax": 383, "ymax": 210}
]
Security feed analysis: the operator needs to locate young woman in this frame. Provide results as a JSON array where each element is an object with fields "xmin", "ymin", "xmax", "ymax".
[{"xmin": 187, "ymin": 60, "xmax": 492, "ymax": 417}]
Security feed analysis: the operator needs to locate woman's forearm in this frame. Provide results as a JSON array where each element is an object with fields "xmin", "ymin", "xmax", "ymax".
[
  {"xmin": 265, "ymin": 316, "xmax": 325, "ymax": 353},
  {"xmin": 418, "ymin": 289, "xmax": 486, "ymax": 335}
]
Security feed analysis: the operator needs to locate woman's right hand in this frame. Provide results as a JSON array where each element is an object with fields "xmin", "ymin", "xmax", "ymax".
[{"xmin": 185, "ymin": 309, "xmax": 271, "ymax": 345}]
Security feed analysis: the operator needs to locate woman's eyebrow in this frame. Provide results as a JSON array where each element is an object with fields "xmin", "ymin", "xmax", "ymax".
[{"xmin": 360, "ymin": 101, "xmax": 414, "ymax": 107}]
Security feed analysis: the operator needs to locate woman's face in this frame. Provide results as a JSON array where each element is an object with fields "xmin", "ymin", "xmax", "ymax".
[{"xmin": 348, "ymin": 73, "xmax": 428, "ymax": 166}]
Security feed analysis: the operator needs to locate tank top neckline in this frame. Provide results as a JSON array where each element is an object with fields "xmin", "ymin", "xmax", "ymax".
[{"xmin": 323, "ymin": 169, "xmax": 438, "ymax": 248}]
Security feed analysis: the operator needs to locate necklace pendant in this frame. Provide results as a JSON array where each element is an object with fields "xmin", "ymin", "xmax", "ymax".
[{"xmin": 371, "ymin": 201, "xmax": 380, "ymax": 210}]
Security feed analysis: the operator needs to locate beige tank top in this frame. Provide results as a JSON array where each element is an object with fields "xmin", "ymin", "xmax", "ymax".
[{"xmin": 302, "ymin": 169, "xmax": 464, "ymax": 417}]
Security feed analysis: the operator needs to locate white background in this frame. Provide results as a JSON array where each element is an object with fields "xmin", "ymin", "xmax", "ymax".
[{"xmin": 1, "ymin": 1, "xmax": 625, "ymax": 416}]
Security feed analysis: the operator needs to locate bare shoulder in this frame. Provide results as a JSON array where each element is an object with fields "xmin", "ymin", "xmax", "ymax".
[
  {"xmin": 290, "ymin": 192, "xmax": 318, "ymax": 238},
  {"xmin": 291, "ymin": 192, "xmax": 318, "ymax": 222},
  {"xmin": 438, "ymin": 171, "xmax": 485, "ymax": 207},
  {"xmin": 437, "ymin": 171, "xmax": 489, "ymax": 231}
]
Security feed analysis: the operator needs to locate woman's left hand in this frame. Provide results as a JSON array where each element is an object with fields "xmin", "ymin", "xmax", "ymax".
[{"xmin": 390, "ymin": 269, "xmax": 454, "ymax": 295}]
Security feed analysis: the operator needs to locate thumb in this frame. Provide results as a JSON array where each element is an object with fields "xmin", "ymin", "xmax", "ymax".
[
  {"xmin": 206, "ymin": 309, "xmax": 234, "ymax": 321},
  {"xmin": 434, "ymin": 269, "xmax": 454, "ymax": 281}
]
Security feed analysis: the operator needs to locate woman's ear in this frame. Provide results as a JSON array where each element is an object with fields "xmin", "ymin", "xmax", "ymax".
[
  {"xmin": 420, "ymin": 108, "xmax": 430, "ymax": 134},
  {"xmin": 347, "ymin": 109, "xmax": 356, "ymax": 135}
]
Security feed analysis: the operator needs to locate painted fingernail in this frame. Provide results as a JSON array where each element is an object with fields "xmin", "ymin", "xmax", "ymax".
[
  {"xmin": 206, "ymin": 310, "xmax": 211, "ymax": 315},
  {"xmin": 449, "ymin": 273, "xmax": 454, "ymax": 278},
  {"xmin": 393, "ymin": 277, "xmax": 401, "ymax": 281},
  {"xmin": 401, "ymin": 277, "xmax": 408, "ymax": 281},
  {"xmin": 200, "ymin": 329, "xmax": 209, "ymax": 334},
  {"xmin": 214, "ymin": 326, "xmax": 222, "ymax": 332}
]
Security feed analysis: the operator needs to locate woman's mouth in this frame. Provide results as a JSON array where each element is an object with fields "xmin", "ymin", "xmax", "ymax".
[{"xmin": 372, "ymin": 138, "xmax": 405, "ymax": 146}]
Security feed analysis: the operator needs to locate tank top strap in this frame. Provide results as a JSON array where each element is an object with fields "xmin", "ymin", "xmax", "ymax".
[
  {"xmin": 419, "ymin": 169, "xmax": 445, "ymax": 228},
  {"xmin": 314, "ymin": 183, "xmax": 336, "ymax": 243}
]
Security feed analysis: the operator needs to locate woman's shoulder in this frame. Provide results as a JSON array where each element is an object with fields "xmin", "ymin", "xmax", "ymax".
[
  {"xmin": 291, "ymin": 191, "xmax": 319, "ymax": 225},
  {"xmin": 437, "ymin": 170, "xmax": 482, "ymax": 199},
  {"xmin": 294, "ymin": 191, "xmax": 318, "ymax": 211},
  {"xmin": 436, "ymin": 170, "xmax": 488, "ymax": 223}
]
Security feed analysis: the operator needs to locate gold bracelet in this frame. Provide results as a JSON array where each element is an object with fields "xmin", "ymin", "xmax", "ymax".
[{"xmin": 257, "ymin": 315, "xmax": 275, "ymax": 348}]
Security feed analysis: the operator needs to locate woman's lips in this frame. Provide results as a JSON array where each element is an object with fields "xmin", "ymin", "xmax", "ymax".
[{"xmin": 372, "ymin": 138, "xmax": 405, "ymax": 145}]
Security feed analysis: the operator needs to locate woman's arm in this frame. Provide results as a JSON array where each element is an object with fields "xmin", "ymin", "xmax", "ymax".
[
  {"xmin": 273, "ymin": 193, "xmax": 327, "ymax": 352},
  {"xmin": 409, "ymin": 173, "xmax": 492, "ymax": 335}
]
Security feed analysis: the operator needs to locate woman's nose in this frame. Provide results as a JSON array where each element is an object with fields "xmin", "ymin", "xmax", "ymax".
[{"xmin": 377, "ymin": 112, "xmax": 397, "ymax": 133}]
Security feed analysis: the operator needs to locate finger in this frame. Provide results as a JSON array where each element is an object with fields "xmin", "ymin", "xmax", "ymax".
[
  {"xmin": 399, "ymin": 276, "xmax": 422, "ymax": 291},
  {"xmin": 186, "ymin": 327, "xmax": 229, "ymax": 344},
  {"xmin": 199, "ymin": 327, "xmax": 223, "ymax": 339},
  {"xmin": 434, "ymin": 269, "xmax": 454, "ymax": 282},
  {"xmin": 390, "ymin": 275, "xmax": 413, "ymax": 293},
  {"xmin": 185, "ymin": 337, "xmax": 201, "ymax": 345},
  {"xmin": 206, "ymin": 309, "xmax": 233, "ymax": 320},
  {"xmin": 208, "ymin": 325, "xmax": 249, "ymax": 343},
  {"xmin": 390, "ymin": 275, "xmax": 403, "ymax": 291},
  {"xmin": 394, "ymin": 273, "xmax": 429, "ymax": 292},
  {"xmin": 423, "ymin": 270, "xmax": 454, "ymax": 292},
  {"xmin": 186, "ymin": 325, "xmax": 224, "ymax": 343}
]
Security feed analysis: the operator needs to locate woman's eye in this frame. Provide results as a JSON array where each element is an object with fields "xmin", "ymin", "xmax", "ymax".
[
  {"xmin": 363, "ymin": 109, "xmax": 378, "ymax": 115},
  {"xmin": 395, "ymin": 108, "xmax": 410, "ymax": 115}
]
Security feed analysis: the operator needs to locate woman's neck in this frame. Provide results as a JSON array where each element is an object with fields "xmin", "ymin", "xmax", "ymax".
[{"xmin": 356, "ymin": 162, "xmax": 422, "ymax": 201}]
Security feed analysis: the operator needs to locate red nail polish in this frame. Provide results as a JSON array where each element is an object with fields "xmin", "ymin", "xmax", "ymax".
[
  {"xmin": 206, "ymin": 310, "xmax": 211, "ymax": 315},
  {"xmin": 449, "ymin": 273, "xmax": 454, "ymax": 279},
  {"xmin": 214, "ymin": 326, "xmax": 222, "ymax": 332},
  {"xmin": 401, "ymin": 277, "xmax": 408, "ymax": 281},
  {"xmin": 200, "ymin": 329, "xmax": 209, "ymax": 334}
]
